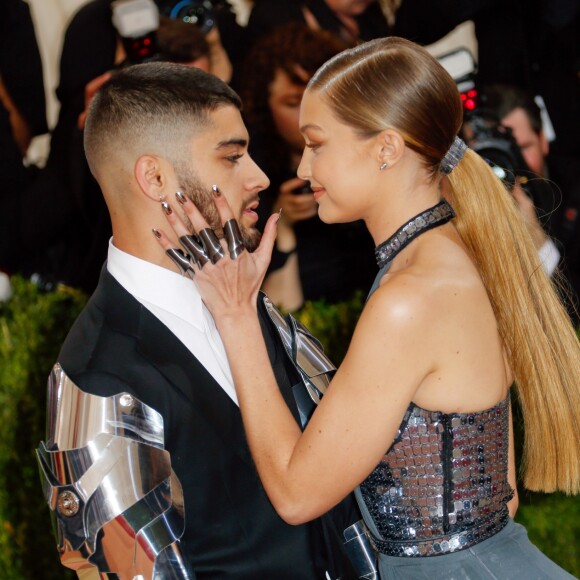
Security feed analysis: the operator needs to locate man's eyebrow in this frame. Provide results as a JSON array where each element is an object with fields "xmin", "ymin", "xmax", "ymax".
[{"xmin": 216, "ymin": 138, "xmax": 248, "ymax": 149}]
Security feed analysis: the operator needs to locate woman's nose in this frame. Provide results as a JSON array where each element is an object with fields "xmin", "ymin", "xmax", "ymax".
[{"xmin": 296, "ymin": 150, "xmax": 310, "ymax": 182}]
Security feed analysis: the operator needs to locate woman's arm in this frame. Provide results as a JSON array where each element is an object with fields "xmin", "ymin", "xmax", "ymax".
[
  {"xmin": 155, "ymin": 191, "xmax": 431, "ymax": 524},
  {"xmin": 217, "ymin": 281, "xmax": 428, "ymax": 524}
]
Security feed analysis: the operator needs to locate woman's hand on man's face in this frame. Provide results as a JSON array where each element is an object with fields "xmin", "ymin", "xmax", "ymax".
[{"xmin": 152, "ymin": 187, "xmax": 280, "ymax": 322}]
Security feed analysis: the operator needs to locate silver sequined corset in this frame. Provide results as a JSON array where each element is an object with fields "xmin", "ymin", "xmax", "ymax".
[{"xmin": 359, "ymin": 394, "xmax": 514, "ymax": 557}]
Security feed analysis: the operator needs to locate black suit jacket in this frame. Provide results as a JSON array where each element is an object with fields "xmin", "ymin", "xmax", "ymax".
[{"xmin": 57, "ymin": 266, "xmax": 358, "ymax": 579}]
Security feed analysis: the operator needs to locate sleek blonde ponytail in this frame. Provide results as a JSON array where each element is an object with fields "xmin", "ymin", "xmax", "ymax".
[
  {"xmin": 310, "ymin": 35, "xmax": 580, "ymax": 494},
  {"xmin": 447, "ymin": 150, "xmax": 580, "ymax": 493}
]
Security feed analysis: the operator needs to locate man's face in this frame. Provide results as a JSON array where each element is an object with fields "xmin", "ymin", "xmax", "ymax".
[
  {"xmin": 175, "ymin": 105, "xmax": 270, "ymax": 251},
  {"xmin": 501, "ymin": 107, "xmax": 549, "ymax": 176}
]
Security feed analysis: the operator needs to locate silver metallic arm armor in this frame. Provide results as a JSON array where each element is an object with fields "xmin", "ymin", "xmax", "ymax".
[
  {"xmin": 262, "ymin": 295, "xmax": 378, "ymax": 580},
  {"xmin": 36, "ymin": 363, "xmax": 195, "ymax": 579}
]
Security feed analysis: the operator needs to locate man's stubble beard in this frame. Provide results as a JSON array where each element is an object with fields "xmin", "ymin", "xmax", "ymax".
[{"xmin": 175, "ymin": 167, "xmax": 261, "ymax": 252}]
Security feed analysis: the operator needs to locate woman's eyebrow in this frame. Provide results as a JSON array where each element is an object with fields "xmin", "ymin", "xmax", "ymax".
[{"xmin": 299, "ymin": 123, "xmax": 322, "ymax": 133}]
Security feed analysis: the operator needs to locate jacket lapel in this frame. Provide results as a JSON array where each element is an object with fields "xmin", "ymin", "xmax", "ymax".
[{"xmin": 96, "ymin": 266, "xmax": 253, "ymax": 464}]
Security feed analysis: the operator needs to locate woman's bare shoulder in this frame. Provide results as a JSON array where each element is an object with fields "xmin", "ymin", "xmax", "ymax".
[{"xmin": 353, "ymin": 243, "xmax": 492, "ymax": 363}]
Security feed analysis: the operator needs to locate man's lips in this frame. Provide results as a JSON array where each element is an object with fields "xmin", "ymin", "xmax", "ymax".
[{"xmin": 242, "ymin": 200, "xmax": 260, "ymax": 221}]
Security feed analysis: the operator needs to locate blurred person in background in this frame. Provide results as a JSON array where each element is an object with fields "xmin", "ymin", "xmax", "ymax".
[
  {"xmin": 475, "ymin": 83, "xmax": 580, "ymax": 324},
  {"xmin": 246, "ymin": 0, "xmax": 390, "ymax": 50},
  {"xmin": 0, "ymin": 0, "xmax": 47, "ymax": 279},
  {"xmin": 391, "ymin": 0, "xmax": 580, "ymax": 157},
  {"xmin": 13, "ymin": 0, "xmax": 233, "ymax": 294},
  {"xmin": 238, "ymin": 22, "xmax": 376, "ymax": 310}
]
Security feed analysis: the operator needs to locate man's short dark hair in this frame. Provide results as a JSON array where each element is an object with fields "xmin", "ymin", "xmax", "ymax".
[
  {"xmin": 480, "ymin": 84, "xmax": 543, "ymax": 135},
  {"xmin": 84, "ymin": 62, "xmax": 241, "ymax": 175}
]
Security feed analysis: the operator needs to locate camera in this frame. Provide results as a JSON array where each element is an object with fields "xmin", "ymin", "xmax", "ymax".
[
  {"xmin": 437, "ymin": 48, "xmax": 541, "ymax": 205},
  {"xmin": 112, "ymin": 0, "xmax": 161, "ymax": 65},
  {"xmin": 460, "ymin": 112, "xmax": 534, "ymax": 190},
  {"xmin": 111, "ymin": 0, "xmax": 221, "ymax": 66},
  {"xmin": 156, "ymin": 0, "xmax": 217, "ymax": 33}
]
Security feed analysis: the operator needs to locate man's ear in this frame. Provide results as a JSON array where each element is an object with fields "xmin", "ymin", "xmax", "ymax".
[
  {"xmin": 134, "ymin": 154, "xmax": 169, "ymax": 201},
  {"xmin": 376, "ymin": 129, "xmax": 406, "ymax": 169}
]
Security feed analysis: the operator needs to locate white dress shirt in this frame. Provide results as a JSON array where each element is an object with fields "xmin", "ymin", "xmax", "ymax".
[{"xmin": 107, "ymin": 239, "xmax": 238, "ymax": 405}]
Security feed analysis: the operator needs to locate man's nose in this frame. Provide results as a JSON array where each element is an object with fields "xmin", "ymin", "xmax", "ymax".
[{"xmin": 248, "ymin": 156, "xmax": 270, "ymax": 192}]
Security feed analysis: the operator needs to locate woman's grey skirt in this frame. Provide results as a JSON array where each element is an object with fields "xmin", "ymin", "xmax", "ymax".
[{"xmin": 377, "ymin": 519, "xmax": 577, "ymax": 579}]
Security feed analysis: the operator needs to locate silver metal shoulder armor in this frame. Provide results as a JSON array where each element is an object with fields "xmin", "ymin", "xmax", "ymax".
[
  {"xmin": 36, "ymin": 363, "xmax": 195, "ymax": 579},
  {"xmin": 262, "ymin": 295, "xmax": 335, "ymax": 425}
]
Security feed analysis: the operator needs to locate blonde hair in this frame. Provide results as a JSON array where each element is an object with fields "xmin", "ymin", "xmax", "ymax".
[{"xmin": 309, "ymin": 37, "xmax": 580, "ymax": 494}]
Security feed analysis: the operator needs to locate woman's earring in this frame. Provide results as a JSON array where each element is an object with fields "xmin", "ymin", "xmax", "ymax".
[
  {"xmin": 379, "ymin": 162, "xmax": 388, "ymax": 171},
  {"xmin": 159, "ymin": 193, "xmax": 167, "ymax": 202}
]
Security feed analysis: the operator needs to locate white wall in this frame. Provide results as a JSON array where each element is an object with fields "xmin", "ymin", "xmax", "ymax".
[{"xmin": 27, "ymin": 0, "xmax": 89, "ymax": 128}]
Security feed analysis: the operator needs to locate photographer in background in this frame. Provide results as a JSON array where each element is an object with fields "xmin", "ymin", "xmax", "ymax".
[
  {"xmin": 239, "ymin": 22, "xmax": 377, "ymax": 311},
  {"xmin": 462, "ymin": 84, "xmax": 580, "ymax": 325},
  {"xmin": 246, "ymin": 0, "xmax": 390, "ymax": 52},
  {"xmin": 12, "ymin": 0, "xmax": 236, "ymax": 294},
  {"xmin": 391, "ymin": 0, "xmax": 580, "ymax": 157},
  {"xmin": 482, "ymin": 84, "xmax": 580, "ymax": 322},
  {"xmin": 0, "ymin": 0, "xmax": 47, "ymax": 279}
]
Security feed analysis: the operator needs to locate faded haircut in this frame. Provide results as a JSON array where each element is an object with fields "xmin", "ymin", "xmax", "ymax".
[{"xmin": 84, "ymin": 61, "xmax": 241, "ymax": 177}]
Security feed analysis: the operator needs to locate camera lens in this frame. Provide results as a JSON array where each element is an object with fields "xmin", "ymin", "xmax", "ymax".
[{"xmin": 165, "ymin": 0, "xmax": 215, "ymax": 32}]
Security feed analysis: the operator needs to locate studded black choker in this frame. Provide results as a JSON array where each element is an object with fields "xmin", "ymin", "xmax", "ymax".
[{"xmin": 374, "ymin": 200, "xmax": 456, "ymax": 268}]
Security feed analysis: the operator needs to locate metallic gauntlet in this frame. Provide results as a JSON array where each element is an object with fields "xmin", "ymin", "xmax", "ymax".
[{"xmin": 36, "ymin": 364, "xmax": 195, "ymax": 579}]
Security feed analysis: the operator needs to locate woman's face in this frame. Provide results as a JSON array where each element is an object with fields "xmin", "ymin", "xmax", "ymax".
[
  {"xmin": 268, "ymin": 68, "xmax": 308, "ymax": 153},
  {"xmin": 297, "ymin": 89, "xmax": 377, "ymax": 224}
]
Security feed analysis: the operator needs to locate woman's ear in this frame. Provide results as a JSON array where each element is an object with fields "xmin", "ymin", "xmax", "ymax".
[
  {"xmin": 134, "ymin": 154, "xmax": 169, "ymax": 201},
  {"xmin": 376, "ymin": 129, "xmax": 406, "ymax": 169}
]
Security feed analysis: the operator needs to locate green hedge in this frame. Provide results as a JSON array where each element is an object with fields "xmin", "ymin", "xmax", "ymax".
[
  {"xmin": 0, "ymin": 278, "xmax": 577, "ymax": 578},
  {"xmin": 0, "ymin": 277, "xmax": 84, "ymax": 579}
]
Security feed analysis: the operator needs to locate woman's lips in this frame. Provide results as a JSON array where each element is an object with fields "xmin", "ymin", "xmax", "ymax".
[{"xmin": 311, "ymin": 187, "xmax": 326, "ymax": 201}]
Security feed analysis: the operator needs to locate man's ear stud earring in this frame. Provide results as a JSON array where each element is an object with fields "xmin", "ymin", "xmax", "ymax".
[{"xmin": 380, "ymin": 162, "xmax": 388, "ymax": 170}]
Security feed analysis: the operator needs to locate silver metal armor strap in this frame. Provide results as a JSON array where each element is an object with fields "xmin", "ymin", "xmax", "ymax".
[
  {"xmin": 36, "ymin": 363, "xmax": 195, "ymax": 579},
  {"xmin": 261, "ymin": 295, "xmax": 378, "ymax": 579},
  {"xmin": 343, "ymin": 520, "xmax": 379, "ymax": 580}
]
